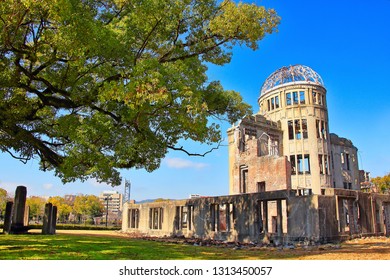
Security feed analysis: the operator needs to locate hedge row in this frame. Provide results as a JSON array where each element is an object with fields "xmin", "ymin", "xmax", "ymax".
[{"xmin": 0, "ymin": 223, "xmax": 121, "ymax": 231}]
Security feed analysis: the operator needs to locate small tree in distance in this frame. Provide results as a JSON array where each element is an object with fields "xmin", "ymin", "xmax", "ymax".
[{"xmin": 371, "ymin": 173, "xmax": 390, "ymax": 194}]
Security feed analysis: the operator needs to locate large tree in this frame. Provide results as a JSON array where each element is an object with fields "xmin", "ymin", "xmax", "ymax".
[{"xmin": 0, "ymin": 0, "xmax": 280, "ymax": 186}]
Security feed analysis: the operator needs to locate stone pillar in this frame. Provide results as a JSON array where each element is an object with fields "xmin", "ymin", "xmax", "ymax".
[
  {"xmin": 262, "ymin": 201, "xmax": 268, "ymax": 233},
  {"xmin": 258, "ymin": 201, "xmax": 263, "ymax": 233},
  {"xmin": 42, "ymin": 203, "xmax": 57, "ymax": 235},
  {"xmin": 276, "ymin": 199, "xmax": 283, "ymax": 236},
  {"xmin": 347, "ymin": 199, "xmax": 358, "ymax": 235},
  {"xmin": 384, "ymin": 203, "xmax": 390, "ymax": 237},
  {"xmin": 24, "ymin": 206, "xmax": 30, "ymax": 227},
  {"xmin": 3, "ymin": 201, "xmax": 13, "ymax": 234},
  {"xmin": 337, "ymin": 198, "xmax": 346, "ymax": 233},
  {"xmin": 215, "ymin": 204, "xmax": 220, "ymax": 232},
  {"xmin": 11, "ymin": 186, "xmax": 28, "ymax": 233},
  {"xmin": 42, "ymin": 203, "xmax": 53, "ymax": 235},
  {"xmin": 50, "ymin": 206, "xmax": 57, "ymax": 234}
]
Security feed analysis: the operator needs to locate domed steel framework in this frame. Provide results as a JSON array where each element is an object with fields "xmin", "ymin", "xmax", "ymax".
[{"xmin": 260, "ymin": 65, "xmax": 324, "ymax": 95}]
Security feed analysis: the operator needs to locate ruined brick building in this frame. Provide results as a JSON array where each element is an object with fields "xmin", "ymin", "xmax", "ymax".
[
  {"xmin": 228, "ymin": 65, "xmax": 359, "ymax": 196},
  {"xmin": 122, "ymin": 65, "xmax": 390, "ymax": 243}
]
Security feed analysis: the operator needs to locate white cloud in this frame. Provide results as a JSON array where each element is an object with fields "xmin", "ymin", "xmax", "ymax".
[
  {"xmin": 164, "ymin": 157, "xmax": 209, "ymax": 169},
  {"xmin": 43, "ymin": 183, "xmax": 53, "ymax": 190},
  {"xmin": 87, "ymin": 178, "xmax": 111, "ymax": 188}
]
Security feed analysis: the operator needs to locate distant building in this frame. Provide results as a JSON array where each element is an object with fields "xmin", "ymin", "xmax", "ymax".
[
  {"xmin": 64, "ymin": 195, "xmax": 76, "ymax": 204},
  {"xmin": 99, "ymin": 191, "xmax": 123, "ymax": 214}
]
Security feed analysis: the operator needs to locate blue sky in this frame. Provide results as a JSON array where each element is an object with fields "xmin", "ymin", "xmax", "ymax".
[{"xmin": 1, "ymin": 0, "xmax": 389, "ymax": 201}]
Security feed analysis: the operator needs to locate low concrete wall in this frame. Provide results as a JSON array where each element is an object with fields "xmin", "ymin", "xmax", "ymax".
[{"xmin": 122, "ymin": 189, "xmax": 390, "ymax": 244}]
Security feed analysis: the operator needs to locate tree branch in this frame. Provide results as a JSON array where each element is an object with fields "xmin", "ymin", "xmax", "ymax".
[
  {"xmin": 134, "ymin": 17, "xmax": 163, "ymax": 65},
  {"xmin": 167, "ymin": 141, "xmax": 225, "ymax": 157}
]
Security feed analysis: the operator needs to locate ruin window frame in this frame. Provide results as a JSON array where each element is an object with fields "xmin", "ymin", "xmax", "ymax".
[
  {"xmin": 290, "ymin": 155, "xmax": 296, "ymax": 175},
  {"xmin": 304, "ymin": 154, "xmax": 311, "ymax": 174},
  {"xmin": 321, "ymin": 121, "xmax": 327, "ymax": 140},
  {"xmin": 275, "ymin": 95, "xmax": 280, "ymax": 109},
  {"xmin": 288, "ymin": 120, "xmax": 294, "ymax": 140},
  {"xmin": 297, "ymin": 154, "xmax": 303, "ymax": 174},
  {"xmin": 316, "ymin": 120, "xmax": 320, "ymax": 138},
  {"xmin": 318, "ymin": 93, "xmax": 323, "ymax": 105},
  {"xmin": 294, "ymin": 119, "xmax": 302, "ymax": 140},
  {"xmin": 292, "ymin": 91, "xmax": 299, "ymax": 105},
  {"xmin": 257, "ymin": 181, "xmax": 266, "ymax": 192},
  {"xmin": 324, "ymin": 156, "xmax": 329, "ymax": 175},
  {"xmin": 299, "ymin": 91, "xmax": 305, "ymax": 104},
  {"xmin": 301, "ymin": 119, "xmax": 308, "ymax": 139},
  {"xmin": 286, "ymin": 92, "xmax": 292, "ymax": 106},
  {"xmin": 319, "ymin": 154, "xmax": 324, "ymax": 175},
  {"xmin": 128, "ymin": 208, "xmax": 140, "ymax": 229},
  {"xmin": 312, "ymin": 91, "xmax": 317, "ymax": 104},
  {"xmin": 240, "ymin": 166, "xmax": 249, "ymax": 194},
  {"xmin": 149, "ymin": 207, "xmax": 164, "ymax": 230}
]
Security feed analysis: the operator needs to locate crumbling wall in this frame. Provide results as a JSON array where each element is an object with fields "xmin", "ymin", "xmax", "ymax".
[
  {"xmin": 318, "ymin": 195, "xmax": 338, "ymax": 242},
  {"xmin": 121, "ymin": 189, "xmax": 390, "ymax": 244},
  {"xmin": 287, "ymin": 195, "xmax": 320, "ymax": 242}
]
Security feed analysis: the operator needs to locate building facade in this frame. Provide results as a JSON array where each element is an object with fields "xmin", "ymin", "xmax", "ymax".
[
  {"xmin": 121, "ymin": 65, "xmax": 390, "ymax": 244},
  {"xmin": 99, "ymin": 191, "xmax": 123, "ymax": 215},
  {"xmin": 228, "ymin": 65, "xmax": 360, "ymax": 195}
]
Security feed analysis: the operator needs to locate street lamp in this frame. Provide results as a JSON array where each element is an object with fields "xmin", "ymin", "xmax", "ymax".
[{"xmin": 104, "ymin": 196, "xmax": 112, "ymax": 227}]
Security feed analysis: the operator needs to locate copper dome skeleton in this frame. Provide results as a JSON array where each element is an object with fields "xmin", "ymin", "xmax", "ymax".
[{"xmin": 260, "ymin": 65, "xmax": 324, "ymax": 96}]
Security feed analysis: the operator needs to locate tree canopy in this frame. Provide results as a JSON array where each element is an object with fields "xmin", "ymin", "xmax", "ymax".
[
  {"xmin": 0, "ymin": 0, "xmax": 280, "ymax": 186},
  {"xmin": 48, "ymin": 195, "xmax": 73, "ymax": 222},
  {"xmin": 26, "ymin": 196, "xmax": 46, "ymax": 220},
  {"xmin": 372, "ymin": 173, "xmax": 390, "ymax": 194},
  {"xmin": 73, "ymin": 194, "xmax": 104, "ymax": 221},
  {"xmin": 0, "ymin": 187, "xmax": 8, "ymax": 215}
]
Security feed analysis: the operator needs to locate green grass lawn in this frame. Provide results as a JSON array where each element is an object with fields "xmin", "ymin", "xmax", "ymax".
[{"xmin": 0, "ymin": 231, "xmax": 295, "ymax": 260}]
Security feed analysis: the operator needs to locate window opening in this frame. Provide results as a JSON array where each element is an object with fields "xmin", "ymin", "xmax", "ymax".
[
  {"xmin": 321, "ymin": 121, "xmax": 327, "ymax": 139},
  {"xmin": 293, "ymin": 91, "xmax": 298, "ymax": 105},
  {"xmin": 299, "ymin": 91, "xmax": 305, "ymax": 104},
  {"xmin": 290, "ymin": 155, "xmax": 296, "ymax": 175},
  {"xmin": 319, "ymin": 155, "xmax": 324, "ymax": 174},
  {"xmin": 312, "ymin": 91, "xmax": 317, "ymax": 104},
  {"xmin": 128, "ymin": 209, "xmax": 139, "ymax": 229},
  {"xmin": 240, "ymin": 166, "xmax": 248, "ymax": 193},
  {"xmin": 257, "ymin": 181, "xmax": 266, "ymax": 192},
  {"xmin": 286, "ymin": 92, "xmax": 292, "ymax": 106},
  {"xmin": 301, "ymin": 119, "xmax": 308, "ymax": 139},
  {"xmin": 324, "ymin": 156, "xmax": 329, "ymax": 175},
  {"xmin": 288, "ymin": 120, "xmax": 294, "ymax": 140},
  {"xmin": 304, "ymin": 154, "xmax": 310, "ymax": 174},
  {"xmin": 294, "ymin": 119, "xmax": 301, "ymax": 140},
  {"xmin": 149, "ymin": 207, "xmax": 163, "ymax": 230},
  {"xmin": 275, "ymin": 96, "xmax": 280, "ymax": 109}
]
